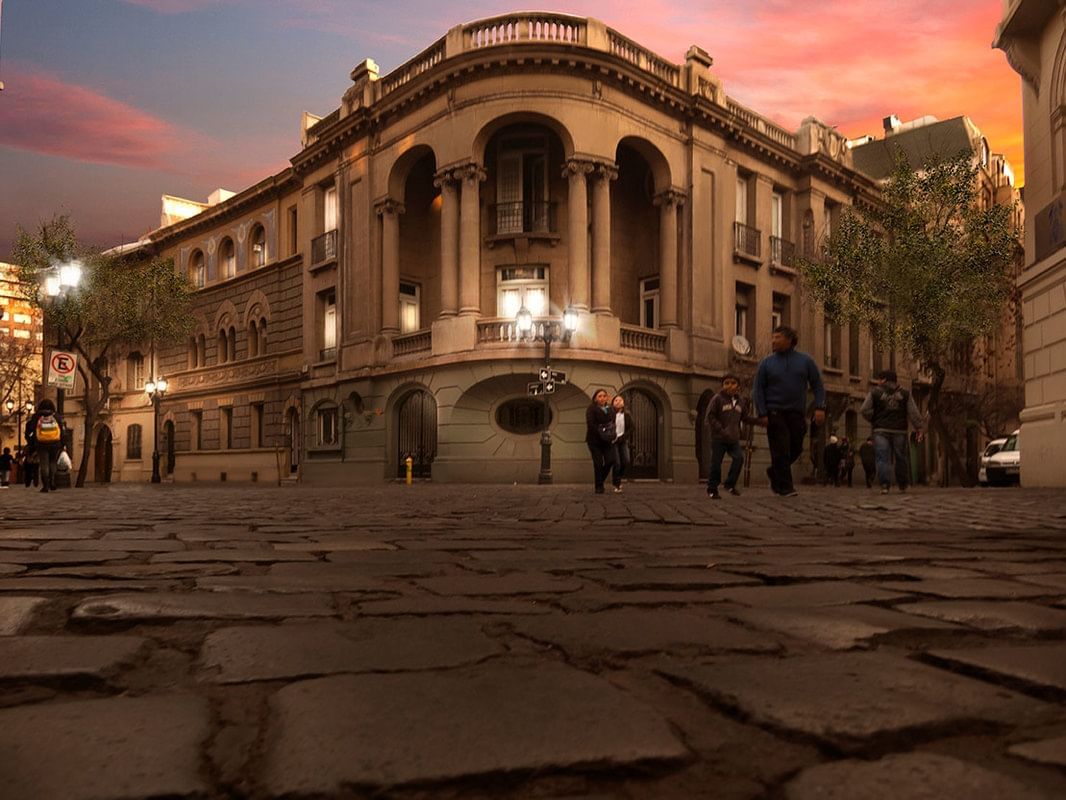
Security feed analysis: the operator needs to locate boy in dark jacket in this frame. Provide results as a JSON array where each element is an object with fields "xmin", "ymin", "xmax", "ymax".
[{"xmin": 705, "ymin": 373, "xmax": 758, "ymax": 499}]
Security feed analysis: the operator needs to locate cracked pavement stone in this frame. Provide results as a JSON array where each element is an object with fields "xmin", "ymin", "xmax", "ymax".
[
  {"xmin": 0, "ymin": 636, "xmax": 147, "ymax": 680},
  {"xmin": 261, "ymin": 662, "xmax": 688, "ymax": 793},
  {"xmin": 662, "ymin": 652, "xmax": 1052, "ymax": 750},
  {"xmin": 785, "ymin": 753, "xmax": 1053, "ymax": 800},
  {"xmin": 927, "ymin": 644, "xmax": 1066, "ymax": 692},
  {"xmin": 876, "ymin": 577, "xmax": 1060, "ymax": 599},
  {"xmin": 579, "ymin": 567, "xmax": 758, "ymax": 590},
  {"xmin": 0, "ymin": 596, "xmax": 48, "ymax": 634},
  {"xmin": 0, "ymin": 693, "xmax": 210, "ymax": 800},
  {"xmin": 731, "ymin": 604, "xmax": 959, "ymax": 649},
  {"xmin": 150, "ymin": 548, "xmax": 317, "ymax": 563},
  {"xmin": 711, "ymin": 581, "xmax": 910, "ymax": 607},
  {"xmin": 1010, "ymin": 735, "xmax": 1066, "ymax": 768},
  {"xmin": 896, "ymin": 600, "xmax": 1066, "ymax": 632},
  {"xmin": 416, "ymin": 573, "xmax": 585, "ymax": 596},
  {"xmin": 201, "ymin": 618, "xmax": 504, "ymax": 682},
  {"xmin": 72, "ymin": 591, "xmax": 335, "ymax": 621}
]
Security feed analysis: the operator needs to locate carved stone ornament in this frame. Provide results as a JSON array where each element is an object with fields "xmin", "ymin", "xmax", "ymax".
[
  {"xmin": 595, "ymin": 163, "xmax": 620, "ymax": 182},
  {"xmin": 173, "ymin": 357, "xmax": 280, "ymax": 391},
  {"xmin": 457, "ymin": 163, "xmax": 487, "ymax": 185},
  {"xmin": 373, "ymin": 198, "xmax": 406, "ymax": 217},
  {"xmin": 562, "ymin": 159, "xmax": 597, "ymax": 178},
  {"xmin": 432, "ymin": 166, "xmax": 462, "ymax": 189},
  {"xmin": 653, "ymin": 189, "xmax": 687, "ymax": 208}
]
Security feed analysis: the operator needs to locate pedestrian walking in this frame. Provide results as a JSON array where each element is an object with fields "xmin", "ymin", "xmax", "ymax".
[
  {"xmin": 840, "ymin": 437, "xmax": 856, "ymax": 487},
  {"xmin": 859, "ymin": 436, "xmax": 876, "ymax": 488},
  {"xmin": 754, "ymin": 326, "xmax": 826, "ymax": 497},
  {"xmin": 608, "ymin": 394, "xmax": 634, "ymax": 493},
  {"xmin": 704, "ymin": 373, "xmax": 759, "ymax": 499},
  {"xmin": 823, "ymin": 436, "xmax": 841, "ymax": 487},
  {"xmin": 860, "ymin": 369, "xmax": 925, "ymax": 494},
  {"xmin": 0, "ymin": 447, "xmax": 12, "ymax": 488},
  {"xmin": 25, "ymin": 399, "xmax": 65, "ymax": 493},
  {"xmin": 20, "ymin": 448, "xmax": 39, "ymax": 488},
  {"xmin": 585, "ymin": 389, "xmax": 616, "ymax": 495}
]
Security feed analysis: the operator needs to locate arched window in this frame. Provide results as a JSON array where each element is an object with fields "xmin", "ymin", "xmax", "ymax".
[
  {"xmin": 219, "ymin": 237, "xmax": 236, "ymax": 279},
  {"xmin": 126, "ymin": 424, "xmax": 143, "ymax": 460},
  {"xmin": 258, "ymin": 319, "xmax": 268, "ymax": 355},
  {"xmin": 126, "ymin": 351, "xmax": 145, "ymax": 391},
  {"xmin": 228, "ymin": 326, "xmax": 237, "ymax": 360},
  {"xmin": 247, "ymin": 320, "xmax": 259, "ymax": 358},
  {"xmin": 197, "ymin": 333, "xmax": 206, "ymax": 366},
  {"xmin": 250, "ymin": 224, "xmax": 266, "ymax": 268},
  {"xmin": 189, "ymin": 250, "xmax": 205, "ymax": 288},
  {"xmin": 188, "ymin": 337, "xmax": 198, "ymax": 369},
  {"xmin": 218, "ymin": 330, "xmax": 229, "ymax": 363}
]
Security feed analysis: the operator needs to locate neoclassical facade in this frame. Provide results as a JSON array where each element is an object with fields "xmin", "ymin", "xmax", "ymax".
[
  {"xmin": 997, "ymin": 1, "xmax": 1066, "ymax": 487},
  {"xmin": 65, "ymin": 13, "xmax": 910, "ymax": 485}
]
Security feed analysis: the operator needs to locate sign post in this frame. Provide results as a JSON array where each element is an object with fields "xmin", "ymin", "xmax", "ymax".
[{"xmin": 47, "ymin": 350, "xmax": 77, "ymax": 390}]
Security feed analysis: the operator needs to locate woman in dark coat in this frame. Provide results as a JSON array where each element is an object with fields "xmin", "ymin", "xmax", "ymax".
[{"xmin": 585, "ymin": 388, "xmax": 615, "ymax": 494}]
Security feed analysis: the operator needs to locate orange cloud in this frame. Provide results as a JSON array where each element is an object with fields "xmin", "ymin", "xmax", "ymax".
[{"xmin": 0, "ymin": 68, "xmax": 204, "ymax": 171}]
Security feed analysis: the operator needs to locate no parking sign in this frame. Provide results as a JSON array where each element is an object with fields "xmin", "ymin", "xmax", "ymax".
[{"xmin": 47, "ymin": 350, "xmax": 78, "ymax": 389}]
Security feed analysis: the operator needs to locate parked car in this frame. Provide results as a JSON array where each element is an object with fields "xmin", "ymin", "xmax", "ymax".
[
  {"xmin": 984, "ymin": 429, "xmax": 1020, "ymax": 486},
  {"xmin": 978, "ymin": 436, "xmax": 1008, "ymax": 487}
]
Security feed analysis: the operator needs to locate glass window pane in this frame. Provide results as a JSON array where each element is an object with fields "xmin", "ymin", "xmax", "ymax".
[{"xmin": 525, "ymin": 288, "xmax": 545, "ymax": 316}]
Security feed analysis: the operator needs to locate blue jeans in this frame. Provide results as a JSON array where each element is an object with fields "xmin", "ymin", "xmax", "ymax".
[
  {"xmin": 874, "ymin": 432, "xmax": 910, "ymax": 489},
  {"xmin": 709, "ymin": 440, "xmax": 744, "ymax": 491},
  {"xmin": 611, "ymin": 441, "xmax": 630, "ymax": 487}
]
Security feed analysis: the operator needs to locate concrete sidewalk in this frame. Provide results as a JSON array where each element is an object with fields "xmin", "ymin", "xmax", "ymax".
[{"xmin": 1, "ymin": 483, "xmax": 1065, "ymax": 798}]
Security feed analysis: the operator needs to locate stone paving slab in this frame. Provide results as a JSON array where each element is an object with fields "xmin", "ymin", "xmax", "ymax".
[
  {"xmin": 1016, "ymin": 573, "xmax": 1066, "ymax": 591},
  {"xmin": 39, "ymin": 539, "xmax": 185, "ymax": 552},
  {"xmin": 0, "ymin": 596, "xmax": 48, "ymax": 635},
  {"xmin": 261, "ymin": 663, "xmax": 689, "ymax": 793},
  {"xmin": 201, "ymin": 618, "xmax": 504, "ymax": 682},
  {"xmin": 515, "ymin": 608, "xmax": 779, "ymax": 657},
  {"xmin": 37, "ymin": 563, "xmax": 239, "ymax": 579},
  {"xmin": 357, "ymin": 595, "xmax": 553, "ymax": 616},
  {"xmin": 72, "ymin": 591, "xmax": 336, "ymax": 622},
  {"xmin": 711, "ymin": 582, "xmax": 911, "ymax": 607},
  {"xmin": 0, "ymin": 636, "xmax": 147, "ymax": 680},
  {"xmin": 196, "ymin": 565, "xmax": 394, "ymax": 594},
  {"xmin": 784, "ymin": 753, "xmax": 1053, "ymax": 800},
  {"xmin": 416, "ymin": 573, "xmax": 585, "ymax": 596},
  {"xmin": 731, "ymin": 604, "xmax": 960, "ymax": 650},
  {"xmin": 0, "ymin": 564, "xmax": 27, "ymax": 576},
  {"xmin": 926, "ymin": 644, "xmax": 1066, "ymax": 693},
  {"xmin": 578, "ymin": 568, "xmax": 759, "ymax": 591},
  {"xmin": 0, "ymin": 529, "xmax": 99, "ymax": 541},
  {"xmin": 0, "ymin": 693, "xmax": 209, "ymax": 800},
  {"xmin": 896, "ymin": 600, "xmax": 1066, "ymax": 632},
  {"xmin": 662, "ymin": 653, "xmax": 1052, "ymax": 750},
  {"xmin": 0, "ymin": 551, "xmax": 132, "ymax": 565},
  {"xmin": 1010, "ymin": 735, "xmax": 1066, "ymax": 768},
  {"xmin": 877, "ymin": 577, "xmax": 1062, "ymax": 600},
  {"xmin": 150, "ymin": 548, "xmax": 317, "ymax": 563},
  {"xmin": 272, "ymin": 539, "xmax": 397, "ymax": 552}
]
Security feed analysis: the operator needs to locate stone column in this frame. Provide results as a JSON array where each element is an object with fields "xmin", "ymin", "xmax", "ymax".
[
  {"xmin": 655, "ymin": 189, "xmax": 686, "ymax": 329},
  {"xmin": 458, "ymin": 164, "xmax": 486, "ymax": 316},
  {"xmin": 375, "ymin": 198, "xmax": 404, "ymax": 334},
  {"xmin": 434, "ymin": 168, "xmax": 460, "ymax": 317},
  {"xmin": 591, "ymin": 163, "xmax": 618, "ymax": 315},
  {"xmin": 563, "ymin": 159, "xmax": 595, "ymax": 311}
]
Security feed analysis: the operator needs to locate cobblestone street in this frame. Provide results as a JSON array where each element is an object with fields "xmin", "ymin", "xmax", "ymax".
[{"xmin": 2, "ymin": 482, "xmax": 1066, "ymax": 799}]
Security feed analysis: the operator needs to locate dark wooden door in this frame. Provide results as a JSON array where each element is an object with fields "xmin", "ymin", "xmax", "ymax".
[
  {"xmin": 622, "ymin": 388, "xmax": 659, "ymax": 479},
  {"xmin": 94, "ymin": 427, "xmax": 113, "ymax": 483},
  {"xmin": 164, "ymin": 421, "xmax": 176, "ymax": 475},
  {"xmin": 397, "ymin": 390, "xmax": 437, "ymax": 478}
]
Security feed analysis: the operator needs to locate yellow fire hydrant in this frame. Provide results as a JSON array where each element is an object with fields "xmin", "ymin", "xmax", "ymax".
[{"xmin": 405, "ymin": 456, "xmax": 413, "ymax": 486}]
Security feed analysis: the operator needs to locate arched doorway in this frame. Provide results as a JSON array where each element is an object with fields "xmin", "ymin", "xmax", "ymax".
[
  {"xmin": 621, "ymin": 387, "xmax": 660, "ymax": 479},
  {"xmin": 286, "ymin": 408, "xmax": 300, "ymax": 475},
  {"xmin": 396, "ymin": 389, "xmax": 437, "ymax": 478},
  {"xmin": 164, "ymin": 421, "xmax": 176, "ymax": 476},
  {"xmin": 94, "ymin": 426, "xmax": 113, "ymax": 483}
]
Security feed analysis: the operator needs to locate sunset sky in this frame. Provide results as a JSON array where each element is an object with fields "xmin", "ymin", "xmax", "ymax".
[{"xmin": 0, "ymin": 0, "xmax": 1022, "ymax": 259}]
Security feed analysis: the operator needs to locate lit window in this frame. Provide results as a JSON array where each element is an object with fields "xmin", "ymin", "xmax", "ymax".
[
  {"xmin": 399, "ymin": 281, "xmax": 421, "ymax": 333},
  {"xmin": 250, "ymin": 225, "xmax": 266, "ymax": 268},
  {"xmin": 189, "ymin": 250, "xmax": 205, "ymax": 288},
  {"xmin": 13, "ymin": 329, "xmax": 29, "ymax": 339},
  {"xmin": 735, "ymin": 175, "xmax": 748, "ymax": 225},
  {"xmin": 497, "ymin": 266, "xmax": 548, "ymax": 318},
  {"xmin": 324, "ymin": 186, "xmax": 338, "ymax": 232},
  {"xmin": 640, "ymin": 277, "xmax": 660, "ymax": 330},
  {"xmin": 771, "ymin": 192, "xmax": 783, "ymax": 238}
]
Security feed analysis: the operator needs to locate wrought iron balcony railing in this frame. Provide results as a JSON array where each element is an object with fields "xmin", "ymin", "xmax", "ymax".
[
  {"xmin": 770, "ymin": 236, "xmax": 795, "ymax": 269},
  {"xmin": 310, "ymin": 230, "xmax": 337, "ymax": 266},
  {"xmin": 734, "ymin": 222, "xmax": 761, "ymax": 261},
  {"xmin": 491, "ymin": 202, "xmax": 557, "ymax": 236}
]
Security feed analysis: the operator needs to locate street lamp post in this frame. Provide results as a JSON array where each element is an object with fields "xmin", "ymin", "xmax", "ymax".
[
  {"xmin": 516, "ymin": 306, "xmax": 579, "ymax": 484},
  {"xmin": 145, "ymin": 378, "xmax": 167, "ymax": 484},
  {"xmin": 42, "ymin": 261, "xmax": 82, "ymax": 488}
]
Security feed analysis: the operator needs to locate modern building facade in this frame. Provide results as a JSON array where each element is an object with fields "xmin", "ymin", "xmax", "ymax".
[
  {"xmin": 0, "ymin": 262, "xmax": 42, "ymax": 451},
  {"xmin": 996, "ymin": 0, "xmax": 1066, "ymax": 487},
  {"xmin": 61, "ymin": 13, "xmax": 946, "ymax": 486}
]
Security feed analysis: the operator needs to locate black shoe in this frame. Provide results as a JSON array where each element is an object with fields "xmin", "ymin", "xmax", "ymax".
[
  {"xmin": 40, "ymin": 486, "xmax": 49, "ymax": 493},
  {"xmin": 595, "ymin": 486, "xmax": 605, "ymax": 494},
  {"xmin": 779, "ymin": 489, "xmax": 798, "ymax": 497},
  {"xmin": 727, "ymin": 486, "xmax": 741, "ymax": 496},
  {"xmin": 708, "ymin": 489, "xmax": 721, "ymax": 500},
  {"xmin": 766, "ymin": 466, "xmax": 778, "ymax": 493}
]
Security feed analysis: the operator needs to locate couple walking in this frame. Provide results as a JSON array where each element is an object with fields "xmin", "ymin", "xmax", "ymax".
[{"xmin": 585, "ymin": 390, "xmax": 633, "ymax": 494}]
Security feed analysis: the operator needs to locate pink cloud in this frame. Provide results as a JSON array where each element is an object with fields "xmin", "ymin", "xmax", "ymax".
[{"xmin": 0, "ymin": 67, "xmax": 211, "ymax": 172}]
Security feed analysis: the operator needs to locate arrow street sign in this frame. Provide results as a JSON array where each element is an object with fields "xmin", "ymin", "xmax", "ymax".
[
  {"xmin": 538, "ymin": 367, "xmax": 567, "ymax": 384},
  {"xmin": 528, "ymin": 382, "xmax": 545, "ymax": 396}
]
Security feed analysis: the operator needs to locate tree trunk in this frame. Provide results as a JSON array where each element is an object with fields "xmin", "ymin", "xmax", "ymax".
[{"xmin": 927, "ymin": 364, "xmax": 973, "ymax": 488}]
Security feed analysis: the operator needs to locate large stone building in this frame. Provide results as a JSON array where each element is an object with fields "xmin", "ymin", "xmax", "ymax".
[
  {"xmin": 996, "ymin": 0, "xmax": 1066, "ymax": 487},
  {"xmin": 61, "ymin": 13, "xmax": 953, "ymax": 486},
  {"xmin": 0, "ymin": 262, "xmax": 42, "ymax": 452}
]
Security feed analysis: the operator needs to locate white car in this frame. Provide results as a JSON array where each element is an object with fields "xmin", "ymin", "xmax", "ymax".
[
  {"xmin": 984, "ymin": 430, "xmax": 1020, "ymax": 486},
  {"xmin": 978, "ymin": 437, "xmax": 1008, "ymax": 487}
]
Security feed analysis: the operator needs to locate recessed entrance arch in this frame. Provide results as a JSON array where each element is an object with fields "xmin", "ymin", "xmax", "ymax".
[
  {"xmin": 396, "ymin": 389, "xmax": 437, "ymax": 478},
  {"xmin": 164, "ymin": 420, "xmax": 176, "ymax": 477},
  {"xmin": 94, "ymin": 426, "xmax": 113, "ymax": 483},
  {"xmin": 621, "ymin": 386, "xmax": 661, "ymax": 479}
]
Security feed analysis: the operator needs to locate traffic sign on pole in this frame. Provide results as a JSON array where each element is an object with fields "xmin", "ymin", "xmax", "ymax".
[{"xmin": 47, "ymin": 350, "xmax": 78, "ymax": 389}]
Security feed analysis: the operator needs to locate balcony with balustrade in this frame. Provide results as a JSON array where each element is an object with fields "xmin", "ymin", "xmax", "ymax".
[
  {"xmin": 770, "ymin": 235, "xmax": 796, "ymax": 275},
  {"xmin": 310, "ymin": 230, "xmax": 337, "ymax": 270},
  {"xmin": 734, "ymin": 222, "xmax": 762, "ymax": 265}
]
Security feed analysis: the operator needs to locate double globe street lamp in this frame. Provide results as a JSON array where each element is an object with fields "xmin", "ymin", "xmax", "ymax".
[
  {"xmin": 41, "ymin": 260, "xmax": 82, "ymax": 488},
  {"xmin": 515, "ymin": 305, "xmax": 579, "ymax": 484},
  {"xmin": 145, "ymin": 378, "xmax": 168, "ymax": 484}
]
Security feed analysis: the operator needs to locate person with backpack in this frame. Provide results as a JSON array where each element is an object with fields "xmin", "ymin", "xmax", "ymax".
[
  {"xmin": 860, "ymin": 370, "xmax": 925, "ymax": 494},
  {"xmin": 25, "ymin": 399, "xmax": 65, "ymax": 493}
]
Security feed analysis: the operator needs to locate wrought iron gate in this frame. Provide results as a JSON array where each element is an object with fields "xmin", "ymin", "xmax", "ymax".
[
  {"xmin": 164, "ymin": 421, "xmax": 176, "ymax": 475},
  {"xmin": 622, "ymin": 388, "xmax": 659, "ymax": 479},
  {"xmin": 397, "ymin": 390, "xmax": 437, "ymax": 478}
]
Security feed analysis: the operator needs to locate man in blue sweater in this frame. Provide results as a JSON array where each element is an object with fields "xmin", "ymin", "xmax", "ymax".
[{"xmin": 754, "ymin": 326, "xmax": 826, "ymax": 496}]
